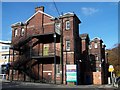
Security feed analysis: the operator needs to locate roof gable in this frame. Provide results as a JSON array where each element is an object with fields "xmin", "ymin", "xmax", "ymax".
[{"xmin": 25, "ymin": 10, "xmax": 54, "ymax": 23}]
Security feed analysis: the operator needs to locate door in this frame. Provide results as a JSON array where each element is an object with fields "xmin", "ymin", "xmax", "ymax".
[{"xmin": 43, "ymin": 44, "xmax": 49, "ymax": 56}]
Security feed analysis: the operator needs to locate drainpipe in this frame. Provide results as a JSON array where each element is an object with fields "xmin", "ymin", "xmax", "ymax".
[{"xmin": 54, "ymin": 33, "xmax": 56, "ymax": 84}]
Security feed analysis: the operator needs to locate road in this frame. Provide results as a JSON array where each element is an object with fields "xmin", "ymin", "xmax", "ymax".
[{"xmin": 0, "ymin": 80, "xmax": 119, "ymax": 90}]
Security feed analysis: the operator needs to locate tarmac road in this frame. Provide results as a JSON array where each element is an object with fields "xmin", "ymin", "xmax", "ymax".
[{"xmin": 0, "ymin": 80, "xmax": 119, "ymax": 90}]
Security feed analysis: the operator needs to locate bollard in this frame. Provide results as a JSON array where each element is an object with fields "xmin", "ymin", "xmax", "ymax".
[{"xmin": 108, "ymin": 77, "xmax": 111, "ymax": 84}]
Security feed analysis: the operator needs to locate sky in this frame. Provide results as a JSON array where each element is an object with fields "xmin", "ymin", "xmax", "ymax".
[{"xmin": 1, "ymin": 2, "xmax": 118, "ymax": 49}]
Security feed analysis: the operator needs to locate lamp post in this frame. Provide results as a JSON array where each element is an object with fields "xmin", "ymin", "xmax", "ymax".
[
  {"xmin": 54, "ymin": 33, "xmax": 56, "ymax": 84},
  {"xmin": 109, "ymin": 65, "xmax": 114, "ymax": 86}
]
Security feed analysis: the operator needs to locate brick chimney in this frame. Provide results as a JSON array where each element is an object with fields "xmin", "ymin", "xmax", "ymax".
[{"xmin": 35, "ymin": 6, "xmax": 44, "ymax": 12}]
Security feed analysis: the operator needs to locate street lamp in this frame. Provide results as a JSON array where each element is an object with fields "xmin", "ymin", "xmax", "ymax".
[
  {"xmin": 102, "ymin": 59, "xmax": 104, "ymax": 62},
  {"xmin": 77, "ymin": 60, "xmax": 82, "ymax": 85},
  {"xmin": 53, "ymin": 33, "xmax": 56, "ymax": 84},
  {"xmin": 53, "ymin": 33, "xmax": 56, "ymax": 38},
  {"xmin": 79, "ymin": 60, "xmax": 82, "ymax": 62}
]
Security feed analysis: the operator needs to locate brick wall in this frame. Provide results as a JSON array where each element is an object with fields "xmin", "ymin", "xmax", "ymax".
[{"xmin": 10, "ymin": 6, "xmax": 82, "ymax": 84}]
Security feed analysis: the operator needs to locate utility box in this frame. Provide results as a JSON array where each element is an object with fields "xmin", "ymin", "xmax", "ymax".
[{"xmin": 93, "ymin": 72, "xmax": 102, "ymax": 85}]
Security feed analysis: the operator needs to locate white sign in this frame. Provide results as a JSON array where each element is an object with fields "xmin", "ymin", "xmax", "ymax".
[
  {"xmin": 66, "ymin": 64, "xmax": 77, "ymax": 82},
  {"xmin": 108, "ymin": 65, "xmax": 114, "ymax": 72},
  {"xmin": 109, "ymin": 65, "xmax": 113, "ymax": 68}
]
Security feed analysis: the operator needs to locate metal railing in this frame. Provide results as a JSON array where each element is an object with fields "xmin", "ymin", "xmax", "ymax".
[{"xmin": 32, "ymin": 48, "xmax": 60, "ymax": 57}]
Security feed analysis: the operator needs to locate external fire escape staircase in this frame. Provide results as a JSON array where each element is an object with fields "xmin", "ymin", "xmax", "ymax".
[{"xmin": 11, "ymin": 32, "xmax": 61, "ymax": 81}]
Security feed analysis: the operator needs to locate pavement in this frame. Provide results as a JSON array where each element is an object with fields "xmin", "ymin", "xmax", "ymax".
[{"xmin": 0, "ymin": 79, "xmax": 119, "ymax": 90}]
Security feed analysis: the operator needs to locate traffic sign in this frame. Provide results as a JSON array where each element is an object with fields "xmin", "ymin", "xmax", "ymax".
[{"xmin": 108, "ymin": 65, "xmax": 114, "ymax": 72}]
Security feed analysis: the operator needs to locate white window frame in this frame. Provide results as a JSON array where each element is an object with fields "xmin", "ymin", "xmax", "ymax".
[
  {"xmin": 66, "ymin": 40, "xmax": 70, "ymax": 51},
  {"xmin": 21, "ymin": 28, "xmax": 25, "ymax": 36},
  {"xmin": 66, "ymin": 21, "xmax": 70, "ymax": 30},
  {"xmin": 15, "ymin": 29, "xmax": 18, "ymax": 37},
  {"xmin": 94, "ymin": 43, "xmax": 98, "ymax": 48}
]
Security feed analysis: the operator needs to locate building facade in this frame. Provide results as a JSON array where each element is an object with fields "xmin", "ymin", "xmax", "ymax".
[
  {"xmin": 80, "ymin": 34, "xmax": 92, "ymax": 84},
  {"xmin": 8, "ymin": 6, "xmax": 108, "ymax": 85},
  {"xmin": 0, "ymin": 40, "xmax": 11, "ymax": 79},
  {"xmin": 8, "ymin": 6, "xmax": 81, "ymax": 84},
  {"xmin": 89, "ymin": 37, "xmax": 108, "ymax": 84}
]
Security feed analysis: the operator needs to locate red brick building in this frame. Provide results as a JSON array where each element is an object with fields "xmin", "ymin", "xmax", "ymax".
[
  {"xmin": 89, "ymin": 37, "xmax": 108, "ymax": 84},
  {"xmin": 79, "ymin": 36, "xmax": 108, "ymax": 85},
  {"xmin": 8, "ymin": 6, "xmax": 108, "ymax": 85},
  {"xmin": 8, "ymin": 6, "xmax": 81, "ymax": 84},
  {"xmin": 80, "ymin": 34, "xmax": 92, "ymax": 84}
]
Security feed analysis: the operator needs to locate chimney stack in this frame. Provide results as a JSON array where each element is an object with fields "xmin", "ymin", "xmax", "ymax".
[{"xmin": 35, "ymin": 6, "xmax": 44, "ymax": 12}]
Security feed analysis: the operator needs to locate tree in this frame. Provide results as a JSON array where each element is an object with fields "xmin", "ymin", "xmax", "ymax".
[{"xmin": 106, "ymin": 44, "xmax": 120, "ymax": 76}]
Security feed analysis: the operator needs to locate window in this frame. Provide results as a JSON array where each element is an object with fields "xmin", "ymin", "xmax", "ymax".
[
  {"xmin": 66, "ymin": 21, "xmax": 70, "ymax": 30},
  {"xmin": 89, "ymin": 45, "xmax": 92, "ymax": 49},
  {"xmin": 66, "ymin": 40, "xmax": 70, "ymax": 51},
  {"xmin": 94, "ymin": 43, "xmax": 98, "ymax": 48},
  {"xmin": 96, "ymin": 68, "xmax": 99, "ymax": 72},
  {"xmin": 4, "ymin": 56, "xmax": 7, "ymax": 59},
  {"xmin": 96, "ymin": 56, "xmax": 98, "ymax": 60},
  {"xmin": 43, "ymin": 44, "xmax": 49, "ymax": 56},
  {"xmin": 56, "ymin": 64, "xmax": 60, "ymax": 77},
  {"xmin": 13, "ymin": 70, "xmax": 16, "ymax": 74},
  {"xmin": 14, "ymin": 29, "xmax": 18, "ymax": 37},
  {"xmin": 2, "ymin": 46, "xmax": 9, "ymax": 50},
  {"xmin": 56, "ymin": 64, "xmax": 60, "ymax": 74},
  {"xmin": 21, "ymin": 28, "xmax": 25, "ymax": 36},
  {"xmin": 2, "ymin": 54, "xmax": 9, "ymax": 60},
  {"xmin": 1, "ymin": 65, "xmax": 6, "ymax": 74}
]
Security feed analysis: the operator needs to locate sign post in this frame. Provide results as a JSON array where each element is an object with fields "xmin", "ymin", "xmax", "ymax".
[
  {"xmin": 66, "ymin": 65, "xmax": 77, "ymax": 83},
  {"xmin": 108, "ymin": 65, "xmax": 114, "ymax": 86}
]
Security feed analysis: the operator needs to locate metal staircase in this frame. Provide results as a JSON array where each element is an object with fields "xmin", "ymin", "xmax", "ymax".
[
  {"xmin": 11, "ymin": 32, "xmax": 61, "ymax": 82},
  {"xmin": 19, "ymin": 61, "xmax": 39, "ymax": 80},
  {"xmin": 11, "ymin": 35, "xmax": 39, "ymax": 80}
]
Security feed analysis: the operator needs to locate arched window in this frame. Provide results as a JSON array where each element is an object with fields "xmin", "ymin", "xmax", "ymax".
[
  {"xmin": 14, "ymin": 29, "xmax": 18, "ymax": 37},
  {"xmin": 66, "ymin": 21, "xmax": 70, "ymax": 30},
  {"xmin": 21, "ymin": 28, "xmax": 25, "ymax": 36},
  {"xmin": 94, "ymin": 43, "xmax": 98, "ymax": 48}
]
